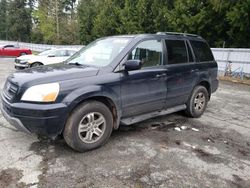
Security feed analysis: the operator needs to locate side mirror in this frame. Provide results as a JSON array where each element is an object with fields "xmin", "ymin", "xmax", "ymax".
[{"xmin": 123, "ymin": 60, "xmax": 142, "ymax": 71}]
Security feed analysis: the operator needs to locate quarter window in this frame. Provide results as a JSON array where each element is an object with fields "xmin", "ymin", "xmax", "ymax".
[
  {"xmin": 190, "ymin": 41, "xmax": 214, "ymax": 62},
  {"xmin": 128, "ymin": 40, "xmax": 163, "ymax": 68},
  {"xmin": 165, "ymin": 40, "xmax": 188, "ymax": 64}
]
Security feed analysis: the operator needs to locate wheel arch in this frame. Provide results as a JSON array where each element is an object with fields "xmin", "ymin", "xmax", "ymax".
[
  {"xmin": 31, "ymin": 61, "xmax": 44, "ymax": 66},
  {"xmin": 64, "ymin": 87, "xmax": 122, "ymax": 132},
  {"xmin": 198, "ymin": 80, "xmax": 211, "ymax": 98}
]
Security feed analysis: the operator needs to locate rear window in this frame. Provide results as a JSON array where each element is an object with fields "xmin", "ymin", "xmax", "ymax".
[{"xmin": 190, "ymin": 41, "xmax": 214, "ymax": 62}]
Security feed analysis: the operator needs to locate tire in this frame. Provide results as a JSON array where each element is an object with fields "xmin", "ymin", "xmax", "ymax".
[
  {"xmin": 20, "ymin": 52, "xmax": 27, "ymax": 56},
  {"xmin": 63, "ymin": 100, "xmax": 113, "ymax": 152},
  {"xmin": 31, "ymin": 62, "xmax": 42, "ymax": 67},
  {"xmin": 185, "ymin": 85, "xmax": 209, "ymax": 118}
]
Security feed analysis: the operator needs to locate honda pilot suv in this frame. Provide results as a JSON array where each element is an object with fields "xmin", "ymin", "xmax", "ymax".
[{"xmin": 0, "ymin": 32, "xmax": 218, "ymax": 152}]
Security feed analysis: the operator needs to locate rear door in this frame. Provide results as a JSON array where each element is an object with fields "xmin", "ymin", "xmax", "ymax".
[
  {"xmin": 120, "ymin": 39, "xmax": 167, "ymax": 117},
  {"xmin": 164, "ymin": 39, "xmax": 199, "ymax": 108}
]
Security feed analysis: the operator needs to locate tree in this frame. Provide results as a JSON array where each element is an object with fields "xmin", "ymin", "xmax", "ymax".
[
  {"xmin": 226, "ymin": 0, "xmax": 250, "ymax": 47},
  {"xmin": 77, "ymin": 0, "xmax": 97, "ymax": 44},
  {"xmin": 0, "ymin": 0, "xmax": 8, "ymax": 40},
  {"xmin": 92, "ymin": 0, "xmax": 122, "ymax": 38},
  {"xmin": 7, "ymin": 0, "xmax": 33, "ymax": 42},
  {"xmin": 119, "ymin": 0, "xmax": 140, "ymax": 34},
  {"xmin": 163, "ymin": 0, "xmax": 232, "ymax": 47}
]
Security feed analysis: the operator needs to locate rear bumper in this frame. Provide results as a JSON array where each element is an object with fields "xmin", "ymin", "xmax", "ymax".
[{"xmin": 0, "ymin": 92, "xmax": 68, "ymax": 137}]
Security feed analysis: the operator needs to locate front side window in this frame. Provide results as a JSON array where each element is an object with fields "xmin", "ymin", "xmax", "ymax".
[
  {"xmin": 67, "ymin": 50, "xmax": 77, "ymax": 56},
  {"xmin": 190, "ymin": 40, "xmax": 214, "ymax": 62},
  {"xmin": 165, "ymin": 40, "xmax": 188, "ymax": 64},
  {"xmin": 39, "ymin": 49, "xmax": 57, "ymax": 56},
  {"xmin": 67, "ymin": 37, "xmax": 131, "ymax": 67},
  {"xmin": 54, "ymin": 50, "xmax": 67, "ymax": 57},
  {"xmin": 128, "ymin": 40, "xmax": 163, "ymax": 68}
]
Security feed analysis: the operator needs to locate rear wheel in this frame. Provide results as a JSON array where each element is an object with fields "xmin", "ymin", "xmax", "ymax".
[
  {"xmin": 63, "ymin": 101, "xmax": 113, "ymax": 152},
  {"xmin": 20, "ymin": 52, "xmax": 27, "ymax": 56},
  {"xmin": 185, "ymin": 85, "xmax": 209, "ymax": 118}
]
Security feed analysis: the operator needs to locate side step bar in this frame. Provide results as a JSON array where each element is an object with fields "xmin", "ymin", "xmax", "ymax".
[{"xmin": 121, "ymin": 104, "xmax": 186, "ymax": 125}]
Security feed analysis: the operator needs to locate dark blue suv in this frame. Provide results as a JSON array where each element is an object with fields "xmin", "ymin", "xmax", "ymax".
[{"xmin": 1, "ymin": 32, "xmax": 218, "ymax": 152}]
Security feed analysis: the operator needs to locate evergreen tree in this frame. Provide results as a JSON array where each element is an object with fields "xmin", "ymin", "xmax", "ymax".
[
  {"xmin": 0, "ymin": 0, "xmax": 8, "ymax": 40},
  {"xmin": 7, "ymin": 0, "xmax": 33, "ymax": 42}
]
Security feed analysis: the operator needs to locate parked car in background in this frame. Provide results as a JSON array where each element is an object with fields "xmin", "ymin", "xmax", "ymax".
[
  {"xmin": 14, "ymin": 48, "xmax": 78, "ymax": 69},
  {"xmin": 0, "ymin": 45, "xmax": 32, "ymax": 57},
  {"xmin": 1, "ymin": 33, "xmax": 218, "ymax": 152}
]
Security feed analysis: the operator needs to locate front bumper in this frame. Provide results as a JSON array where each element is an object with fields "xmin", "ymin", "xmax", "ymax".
[
  {"xmin": 0, "ymin": 93, "xmax": 68, "ymax": 137},
  {"xmin": 14, "ymin": 63, "xmax": 29, "ymax": 69},
  {"xmin": 1, "ymin": 102, "xmax": 31, "ymax": 134}
]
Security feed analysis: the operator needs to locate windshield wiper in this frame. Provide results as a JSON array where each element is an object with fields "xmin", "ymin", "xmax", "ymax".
[{"xmin": 68, "ymin": 62, "xmax": 83, "ymax": 66}]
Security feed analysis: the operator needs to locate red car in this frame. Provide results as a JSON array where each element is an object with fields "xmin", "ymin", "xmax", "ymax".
[{"xmin": 0, "ymin": 45, "xmax": 32, "ymax": 57}]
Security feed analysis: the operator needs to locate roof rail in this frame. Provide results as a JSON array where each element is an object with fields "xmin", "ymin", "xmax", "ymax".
[{"xmin": 156, "ymin": 32, "xmax": 201, "ymax": 38}]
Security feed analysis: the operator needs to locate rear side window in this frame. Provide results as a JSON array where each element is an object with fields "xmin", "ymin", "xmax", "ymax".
[
  {"xmin": 190, "ymin": 41, "xmax": 214, "ymax": 62},
  {"xmin": 165, "ymin": 40, "xmax": 188, "ymax": 64}
]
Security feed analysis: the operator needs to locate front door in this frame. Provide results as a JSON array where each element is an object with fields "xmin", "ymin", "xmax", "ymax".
[{"xmin": 120, "ymin": 39, "xmax": 167, "ymax": 118}]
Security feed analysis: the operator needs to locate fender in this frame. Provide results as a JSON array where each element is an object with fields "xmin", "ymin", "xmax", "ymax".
[{"xmin": 62, "ymin": 85, "xmax": 122, "ymax": 118}]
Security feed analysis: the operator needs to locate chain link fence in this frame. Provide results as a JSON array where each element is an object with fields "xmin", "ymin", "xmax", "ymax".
[
  {"xmin": 212, "ymin": 48, "xmax": 250, "ymax": 80},
  {"xmin": 0, "ymin": 40, "xmax": 83, "ymax": 52}
]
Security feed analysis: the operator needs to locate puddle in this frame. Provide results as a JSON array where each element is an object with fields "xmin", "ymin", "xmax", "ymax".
[
  {"xmin": 193, "ymin": 148, "xmax": 224, "ymax": 164},
  {"xmin": 0, "ymin": 168, "xmax": 25, "ymax": 187},
  {"xmin": 230, "ymin": 174, "xmax": 250, "ymax": 188}
]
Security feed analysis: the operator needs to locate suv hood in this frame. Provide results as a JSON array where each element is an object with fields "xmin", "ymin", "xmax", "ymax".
[{"xmin": 8, "ymin": 63, "xmax": 99, "ymax": 87}]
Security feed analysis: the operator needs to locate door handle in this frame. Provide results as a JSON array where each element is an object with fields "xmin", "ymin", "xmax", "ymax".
[
  {"xmin": 191, "ymin": 69, "xmax": 198, "ymax": 72},
  {"xmin": 156, "ymin": 73, "xmax": 166, "ymax": 78}
]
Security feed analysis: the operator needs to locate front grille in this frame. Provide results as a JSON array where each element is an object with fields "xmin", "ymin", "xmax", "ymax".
[{"xmin": 3, "ymin": 81, "xmax": 18, "ymax": 101}]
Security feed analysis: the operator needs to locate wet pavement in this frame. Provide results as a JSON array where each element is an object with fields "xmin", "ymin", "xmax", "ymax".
[{"xmin": 0, "ymin": 58, "xmax": 250, "ymax": 188}]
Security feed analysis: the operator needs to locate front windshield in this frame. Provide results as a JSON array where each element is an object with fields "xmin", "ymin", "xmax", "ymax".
[
  {"xmin": 38, "ymin": 49, "xmax": 57, "ymax": 56},
  {"xmin": 67, "ymin": 37, "xmax": 131, "ymax": 67}
]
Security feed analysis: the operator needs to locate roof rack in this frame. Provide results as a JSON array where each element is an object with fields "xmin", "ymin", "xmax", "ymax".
[{"xmin": 156, "ymin": 32, "xmax": 201, "ymax": 38}]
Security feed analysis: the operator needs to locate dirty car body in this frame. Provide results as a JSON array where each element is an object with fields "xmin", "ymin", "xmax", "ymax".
[{"xmin": 1, "ymin": 33, "xmax": 218, "ymax": 151}]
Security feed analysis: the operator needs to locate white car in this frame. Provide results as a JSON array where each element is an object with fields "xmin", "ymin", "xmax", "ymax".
[{"xmin": 14, "ymin": 48, "xmax": 78, "ymax": 69}]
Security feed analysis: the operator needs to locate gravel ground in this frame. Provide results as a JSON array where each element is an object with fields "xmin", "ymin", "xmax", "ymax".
[{"xmin": 0, "ymin": 58, "xmax": 250, "ymax": 188}]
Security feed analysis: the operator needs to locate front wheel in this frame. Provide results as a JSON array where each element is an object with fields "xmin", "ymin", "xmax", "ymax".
[
  {"xmin": 185, "ymin": 85, "xmax": 209, "ymax": 118},
  {"xmin": 63, "ymin": 101, "xmax": 113, "ymax": 152},
  {"xmin": 31, "ymin": 62, "xmax": 42, "ymax": 67}
]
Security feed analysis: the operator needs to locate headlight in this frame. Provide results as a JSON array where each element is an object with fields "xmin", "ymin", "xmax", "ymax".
[
  {"xmin": 21, "ymin": 83, "xmax": 60, "ymax": 102},
  {"xmin": 20, "ymin": 60, "xmax": 29, "ymax": 64}
]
